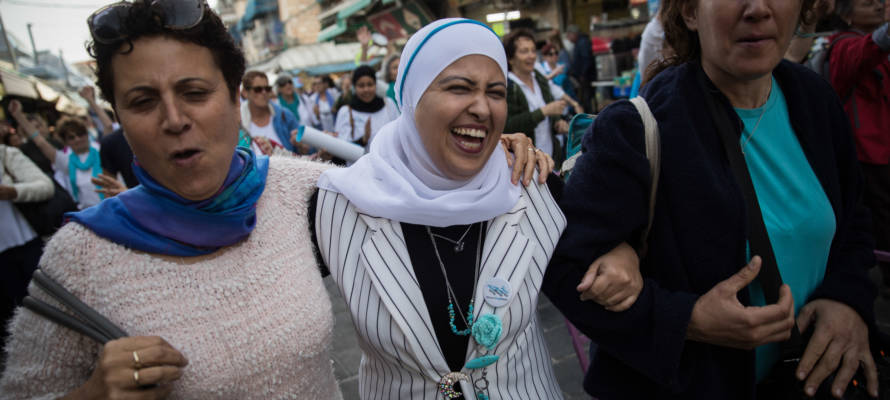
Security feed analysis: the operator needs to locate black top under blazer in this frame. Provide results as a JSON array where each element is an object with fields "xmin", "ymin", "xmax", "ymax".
[{"xmin": 543, "ymin": 60, "xmax": 877, "ymax": 400}]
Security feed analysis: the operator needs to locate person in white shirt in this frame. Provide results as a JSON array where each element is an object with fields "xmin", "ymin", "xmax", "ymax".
[
  {"xmin": 0, "ymin": 142, "xmax": 53, "ymax": 355},
  {"xmin": 503, "ymin": 28, "xmax": 583, "ymax": 169},
  {"xmin": 334, "ymin": 65, "xmax": 398, "ymax": 147},
  {"xmin": 308, "ymin": 75, "xmax": 338, "ymax": 132},
  {"xmin": 240, "ymin": 70, "xmax": 302, "ymax": 155}
]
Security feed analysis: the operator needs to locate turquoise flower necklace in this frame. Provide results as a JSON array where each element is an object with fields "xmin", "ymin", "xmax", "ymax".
[
  {"xmin": 426, "ymin": 223, "xmax": 481, "ymax": 336},
  {"xmin": 429, "ymin": 223, "xmax": 505, "ymax": 400}
]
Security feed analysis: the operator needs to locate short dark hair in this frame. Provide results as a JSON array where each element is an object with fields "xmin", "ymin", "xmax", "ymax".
[
  {"xmin": 56, "ymin": 117, "xmax": 87, "ymax": 140},
  {"xmin": 242, "ymin": 70, "xmax": 268, "ymax": 89},
  {"xmin": 502, "ymin": 28, "xmax": 536, "ymax": 70},
  {"xmin": 88, "ymin": 2, "xmax": 245, "ymax": 108}
]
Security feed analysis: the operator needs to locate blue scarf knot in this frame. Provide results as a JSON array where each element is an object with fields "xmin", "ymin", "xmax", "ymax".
[{"xmin": 66, "ymin": 147, "xmax": 269, "ymax": 257}]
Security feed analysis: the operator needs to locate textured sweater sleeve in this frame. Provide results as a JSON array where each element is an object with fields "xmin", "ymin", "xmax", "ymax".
[
  {"xmin": 3, "ymin": 146, "xmax": 53, "ymax": 203},
  {"xmin": 0, "ymin": 226, "xmax": 103, "ymax": 398},
  {"xmin": 544, "ymin": 100, "xmax": 699, "ymax": 391}
]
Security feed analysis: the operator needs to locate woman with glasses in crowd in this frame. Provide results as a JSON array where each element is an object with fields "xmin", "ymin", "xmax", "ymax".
[
  {"xmin": 552, "ymin": 0, "xmax": 881, "ymax": 398},
  {"xmin": 315, "ymin": 18, "xmax": 642, "ymax": 399},
  {"xmin": 240, "ymin": 70, "xmax": 302, "ymax": 155},
  {"xmin": 0, "ymin": 2, "xmax": 343, "ymax": 398},
  {"xmin": 535, "ymin": 42, "xmax": 568, "ymax": 87}
]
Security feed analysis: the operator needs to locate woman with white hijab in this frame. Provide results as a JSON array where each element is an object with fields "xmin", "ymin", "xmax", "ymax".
[{"xmin": 315, "ymin": 18, "xmax": 642, "ymax": 400}]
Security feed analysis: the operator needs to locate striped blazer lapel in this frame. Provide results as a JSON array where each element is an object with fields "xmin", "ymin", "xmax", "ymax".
[
  {"xmin": 472, "ymin": 194, "xmax": 537, "ymax": 322},
  {"xmin": 357, "ymin": 215, "xmax": 451, "ymax": 380}
]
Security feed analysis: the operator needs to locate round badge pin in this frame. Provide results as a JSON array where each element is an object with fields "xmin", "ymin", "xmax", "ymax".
[{"xmin": 483, "ymin": 277, "xmax": 511, "ymax": 308}]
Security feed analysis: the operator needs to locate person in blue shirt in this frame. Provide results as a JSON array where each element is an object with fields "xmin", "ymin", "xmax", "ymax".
[{"xmin": 548, "ymin": 0, "xmax": 881, "ymax": 399}]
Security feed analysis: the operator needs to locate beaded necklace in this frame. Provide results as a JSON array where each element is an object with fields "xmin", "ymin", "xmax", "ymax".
[{"xmin": 426, "ymin": 223, "xmax": 481, "ymax": 336}]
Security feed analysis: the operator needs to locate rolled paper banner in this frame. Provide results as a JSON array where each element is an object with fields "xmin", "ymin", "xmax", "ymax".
[
  {"xmin": 464, "ymin": 354, "xmax": 499, "ymax": 369},
  {"xmin": 295, "ymin": 125, "xmax": 366, "ymax": 162}
]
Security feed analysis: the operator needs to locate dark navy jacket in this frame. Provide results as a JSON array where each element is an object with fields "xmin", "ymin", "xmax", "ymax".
[{"xmin": 543, "ymin": 60, "xmax": 877, "ymax": 400}]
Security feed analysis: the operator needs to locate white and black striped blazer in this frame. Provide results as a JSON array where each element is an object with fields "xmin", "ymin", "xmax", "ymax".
[{"xmin": 316, "ymin": 180, "xmax": 567, "ymax": 400}]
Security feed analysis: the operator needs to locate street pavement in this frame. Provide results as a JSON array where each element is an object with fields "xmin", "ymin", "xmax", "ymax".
[{"xmin": 326, "ymin": 267, "xmax": 890, "ymax": 400}]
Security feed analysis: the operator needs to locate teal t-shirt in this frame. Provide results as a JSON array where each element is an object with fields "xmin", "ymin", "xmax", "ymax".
[
  {"xmin": 735, "ymin": 76, "xmax": 837, "ymax": 382},
  {"xmin": 278, "ymin": 94, "xmax": 301, "ymax": 124}
]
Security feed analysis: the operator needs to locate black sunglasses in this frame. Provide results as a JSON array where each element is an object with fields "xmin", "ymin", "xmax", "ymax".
[
  {"xmin": 88, "ymin": 0, "xmax": 206, "ymax": 44},
  {"xmin": 247, "ymin": 86, "xmax": 273, "ymax": 93}
]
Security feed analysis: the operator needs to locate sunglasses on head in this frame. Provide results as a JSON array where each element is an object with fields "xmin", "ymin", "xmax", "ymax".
[
  {"xmin": 88, "ymin": 0, "xmax": 206, "ymax": 44},
  {"xmin": 248, "ymin": 86, "xmax": 273, "ymax": 93}
]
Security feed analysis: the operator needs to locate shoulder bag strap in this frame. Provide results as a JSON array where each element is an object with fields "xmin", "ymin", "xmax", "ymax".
[
  {"xmin": 694, "ymin": 67, "xmax": 804, "ymax": 353},
  {"xmin": 629, "ymin": 96, "xmax": 661, "ymax": 257}
]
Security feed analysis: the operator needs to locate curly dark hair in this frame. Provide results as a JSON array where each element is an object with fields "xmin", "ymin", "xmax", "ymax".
[
  {"xmin": 56, "ymin": 117, "xmax": 88, "ymax": 141},
  {"xmin": 501, "ymin": 28, "xmax": 537, "ymax": 70},
  {"xmin": 648, "ymin": 0, "xmax": 817, "ymax": 81},
  {"xmin": 87, "ymin": 2, "xmax": 245, "ymax": 108}
]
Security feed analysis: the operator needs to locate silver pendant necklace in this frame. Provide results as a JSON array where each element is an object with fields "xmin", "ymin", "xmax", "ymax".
[
  {"xmin": 426, "ymin": 223, "xmax": 482, "ymax": 334},
  {"xmin": 428, "ymin": 223, "xmax": 475, "ymax": 253}
]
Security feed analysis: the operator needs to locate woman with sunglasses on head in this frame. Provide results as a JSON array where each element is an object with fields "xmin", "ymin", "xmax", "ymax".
[
  {"xmin": 240, "ymin": 70, "xmax": 302, "ymax": 155},
  {"xmin": 552, "ymin": 0, "xmax": 882, "ymax": 398},
  {"xmin": 0, "ymin": 1, "xmax": 344, "ymax": 398}
]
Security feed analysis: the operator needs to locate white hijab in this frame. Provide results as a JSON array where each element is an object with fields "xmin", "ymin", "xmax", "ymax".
[{"xmin": 317, "ymin": 18, "xmax": 520, "ymax": 227}]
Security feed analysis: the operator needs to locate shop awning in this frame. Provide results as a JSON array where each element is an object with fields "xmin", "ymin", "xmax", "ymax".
[
  {"xmin": 0, "ymin": 67, "xmax": 39, "ymax": 99},
  {"xmin": 237, "ymin": 0, "xmax": 279, "ymax": 32},
  {"xmin": 318, "ymin": 0, "xmax": 375, "ymax": 21},
  {"xmin": 317, "ymin": 0, "xmax": 380, "ymax": 43},
  {"xmin": 35, "ymin": 81, "xmax": 60, "ymax": 102},
  {"xmin": 317, "ymin": 19, "xmax": 347, "ymax": 43},
  {"xmin": 249, "ymin": 41, "xmax": 384, "ymax": 74}
]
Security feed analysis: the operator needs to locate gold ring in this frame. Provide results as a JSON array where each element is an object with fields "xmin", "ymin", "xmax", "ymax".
[
  {"xmin": 133, "ymin": 351, "xmax": 141, "ymax": 369},
  {"xmin": 134, "ymin": 369, "xmax": 140, "ymax": 386},
  {"xmin": 527, "ymin": 147, "xmax": 535, "ymax": 152}
]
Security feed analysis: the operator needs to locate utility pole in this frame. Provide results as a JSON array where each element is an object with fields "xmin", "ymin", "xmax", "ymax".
[
  {"xmin": 26, "ymin": 23, "xmax": 38, "ymax": 64},
  {"xmin": 0, "ymin": 10, "xmax": 18, "ymax": 70},
  {"xmin": 59, "ymin": 49, "xmax": 70, "ymax": 89}
]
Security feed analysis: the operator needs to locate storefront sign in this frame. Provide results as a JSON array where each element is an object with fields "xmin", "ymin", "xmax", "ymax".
[{"xmin": 367, "ymin": 2, "xmax": 434, "ymax": 40}]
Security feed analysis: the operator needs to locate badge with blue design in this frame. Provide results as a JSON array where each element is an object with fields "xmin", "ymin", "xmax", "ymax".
[{"xmin": 483, "ymin": 277, "xmax": 511, "ymax": 307}]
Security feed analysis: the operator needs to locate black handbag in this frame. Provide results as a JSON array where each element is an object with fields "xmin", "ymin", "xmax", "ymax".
[
  {"xmin": 3, "ymin": 148, "xmax": 78, "ymax": 236},
  {"xmin": 697, "ymin": 65, "xmax": 889, "ymax": 400}
]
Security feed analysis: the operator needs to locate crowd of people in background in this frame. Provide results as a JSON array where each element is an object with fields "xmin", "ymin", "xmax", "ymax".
[{"xmin": 0, "ymin": 0, "xmax": 888, "ymax": 398}]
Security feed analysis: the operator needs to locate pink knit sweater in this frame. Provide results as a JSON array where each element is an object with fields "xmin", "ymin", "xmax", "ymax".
[{"xmin": 1, "ymin": 156, "xmax": 343, "ymax": 400}]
